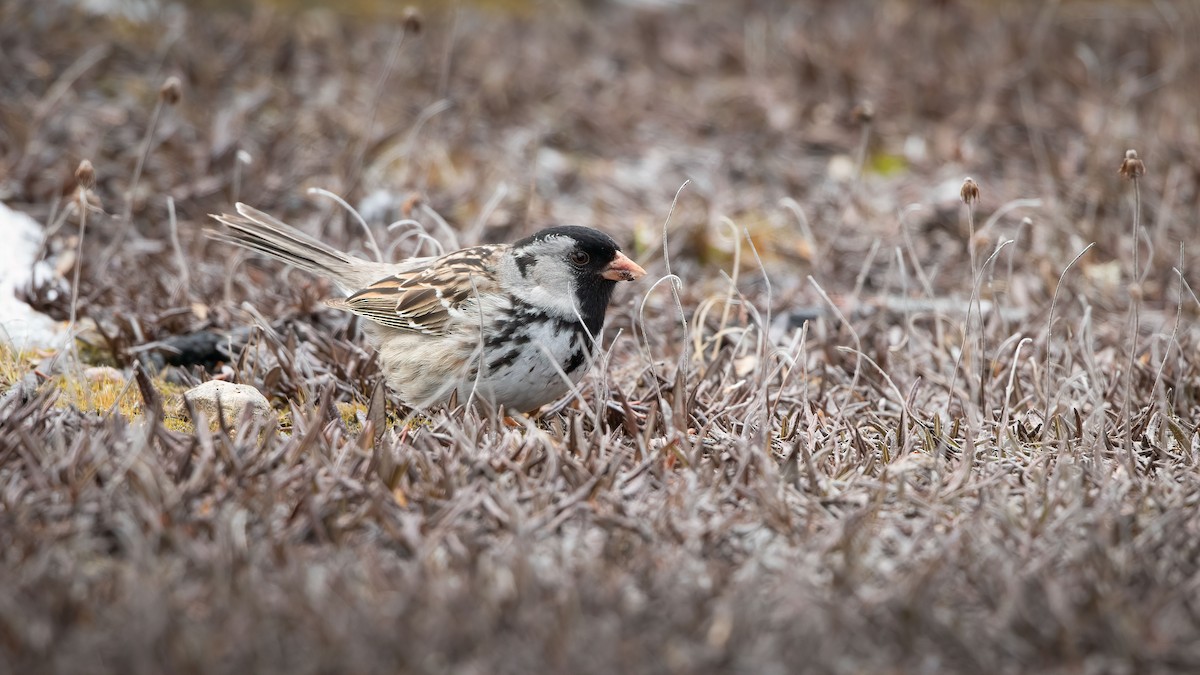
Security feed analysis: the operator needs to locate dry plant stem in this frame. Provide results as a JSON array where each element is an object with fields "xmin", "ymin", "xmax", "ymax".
[
  {"xmin": 67, "ymin": 192, "xmax": 92, "ymax": 410},
  {"xmin": 223, "ymin": 251, "xmax": 247, "ymax": 307},
  {"xmin": 102, "ymin": 376, "xmax": 138, "ymax": 419},
  {"xmin": 1131, "ymin": 176, "xmax": 1141, "ymax": 291},
  {"xmin": 419, "ymin": 203, "xmax": 460, "ymax": 251},
  {"xmin": 690, "ymin": 296, "xmax": 729, "ymax": 360},
  {"xmin": 122, "ymin": 96, "xmax": 165, "ymax": 227},
  {"xmin": 470, "ymin": 182, "xmax": 509, "ymax": 242},
  {"xmin": 564, "ymin": 288, "xmax": 609, "ymax": 420},
  {"xmin": 344, "ymin": 29, "xmax": 409, "ymax": 197},
  {"xmin": 850, "ymin": 238, "xmax": 882, "ymax": 304},
  {"xmin": 725, "ymin": 229, "xmax": 773, "ymax": 434},
  {"xmin": 637, "ymin": 181, "xmax": 690, "ymax": 414},
  {"xmin": 778, "ymin": 198, "xmax": 818, "ymax": 276},
  {"xmin": 231, "ymin": 150, "xmax": 250, "ymax": 204},
  {"xmin": 661, "ymin": 181, "xmax": 690, "ymax": 331},
  {"xmin": 965, "ymin": 198, "xmax": 985, "ymax": 416},
  {"xmin": 978, "ymin": 198, "xmax": 1043, "ymax": 236},
  {"xmin": 893, "ymin": 248, "xmax": 912, "ymax": 349},
  {"xmin": 996, "ymin": 337, "xmax": 1032, "ymax": 454},
  {"xmin": 1123, "ymin": 176, "xmax": 1142, "ymax": 476},
  {"xmin": 1177, "ymin": 266, "xmax": 1200, "ymax": 310},
  {"xmin": 1018, "ymin": 82, "xmax": 1057, "ymax": 197},
  {"xmin": 808, "ymin": 276, "xmax": 863, "ymax": 430},
  {"xmin": 898, "ymin": 204, "xmax": 944, "ymax": 358},
  {"xmin": 853, "ymin": 119, "xmax": 872, "ymax": 183},
  {"xmin": 584, "ymin": 330, "xmax": 623, "ymax": 423},
  {"xmin": 1041, "ymin": 243, "xmax": 1095, "ymax": 438},
  {"xmin": 1004, "ymin": 217, "xmax": 1032, "ymax": 332},
  {"xmin": 798, "ymin": 412, "xmax": 821, "ymax": 494},
  {"xmin": 947, "ymin": 238, "xmax": 1011, "ymax": 423},
  {"xmin": 365, "ymin": 99, "xmax": 453, "ymax": 189},
  {"xmin": 898, "ymin": 205, "xmax": 937, "ymax": 298},
  {"xmin": 437, "ymin": 6, "xmax": 460, "ymax": 100},
  {"xmin": 166, "ymin": 196, "xmax": 189, "ymax": 302},
  {"xmin": 41, "ymin": 194, "xmax": 76, "ymax": 245},
  {"xmin": 1149, "ymin": 245, "xmax": 1185, "ymax": 413},
  {"xmin": 388, "ymin": 219, "xmax": 445, "ymax": 258},
  {"xmin": 1175, "ymin": 269, "xmax": 1200, "ymax": 416},
  {"xmin": 398, "ymin": 99, "xmax": 453, "ymax": 160},
  {"xmin": 835, "ymin": 346, "xmax": 912, "ymax": 422},
  {"xmin": 533, "ymin": 340, "xmax": 599, "ymax": 427},
  {"xmin": 947, "ymin": 413, "xmax": 978, "ymax": 494},
  {"xmin": 966, "ymin": 196, "xmax": 978, "ymax": 283},
  {"xmin": 742, "ymin": 228, "xmax": 772, "ymax": 348},
  {"xmin": 770, "ymin": 321, "xmax": 808, "ymax": 423},
  {"xmin": 976, "ymin": 198, "xmax": 1039, "ymax": 330},
  {"xmin": 308, "ymin": 187, "xmax": 383, "ymax": 262},
  {"xmin": 711, "ymin": 217, "xmax": 742, "ymax": 362}
]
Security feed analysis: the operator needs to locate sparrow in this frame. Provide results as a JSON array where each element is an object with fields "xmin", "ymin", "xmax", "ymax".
[{"xmin": 209, "ymin": 203, "xmax": 646, "ymax": 412}]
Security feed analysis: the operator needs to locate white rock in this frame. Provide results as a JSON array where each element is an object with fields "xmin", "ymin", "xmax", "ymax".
[
  {"xmin": 84, "ymin": 366, "xmax": 125, "ymax": 382},
  {"xmin": 184, "ymin": 380, "xmax": 274, "ymax": 428}
]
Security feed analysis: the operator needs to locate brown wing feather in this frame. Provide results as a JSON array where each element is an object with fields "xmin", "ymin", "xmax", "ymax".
[{"xmin": 327, "ymin": 245, "xmax": 506, "ymax": 335}]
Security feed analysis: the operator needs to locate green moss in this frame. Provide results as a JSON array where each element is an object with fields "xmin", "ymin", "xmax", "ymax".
[
  {"xmin": 336, "ymin": 401, "xmax": 368, "ymax": 433},
  {"xmin": 868, "ymin": 152, "xmax": 909, "ymax": 177},
  {"xmin": 0, "ymin": 344, "xmax": 52, "ymax": 390},
  {"xmin": 163, "ymin": 416, "xmax": 195, "ymax": 434},
  {"xmin": 0, "ymin": 345, "xmax": 207, "ymax": 431},
  {"xmin": 52, "ymin": 370, "xmax": 142, "ymax": 416}
]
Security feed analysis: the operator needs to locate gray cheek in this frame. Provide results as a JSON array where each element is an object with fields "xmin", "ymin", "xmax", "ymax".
[{"xmin": 514, "ymin": 253, "xmax": 536, "ymax": 278}]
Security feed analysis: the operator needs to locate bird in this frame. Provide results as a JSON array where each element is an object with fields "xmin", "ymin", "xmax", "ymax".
[{"xmin": 209, "ymin": 203, "xmax": 646, "ymax": 413}]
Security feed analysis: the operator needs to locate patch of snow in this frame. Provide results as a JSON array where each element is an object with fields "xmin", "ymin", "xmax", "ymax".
[{"xmin": 0, "ymin": 202, "xmax": 66, "ymax": 350}]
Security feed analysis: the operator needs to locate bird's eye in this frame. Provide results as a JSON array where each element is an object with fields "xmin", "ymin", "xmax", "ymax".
[{"xmin": 569, "ymin": 250, "xmax": 590, "ymax": 266}]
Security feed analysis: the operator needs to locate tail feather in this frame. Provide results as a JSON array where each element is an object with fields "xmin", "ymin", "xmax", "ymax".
[{"xmin": 209, "ymin": 203, "xmax": 392, "ymax": 294}]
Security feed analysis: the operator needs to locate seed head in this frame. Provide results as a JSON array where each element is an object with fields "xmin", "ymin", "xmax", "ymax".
[
  {"xmin": 960, "ymin": 177, "xmax": 980, "ymax": 206},
  {"xmin": 1119, "ymin": 149, "xmax": 1145, "ymax": 181},
  {"xmin": 402, "ymin": 7, "xmax": 422, "ymax": 34},
  {"xmin": 401, "ymin": 191, "xmax": 423, "ymax": 217},
  {"xmin": 851, "ymin": 100, "xmax": 875, "ymax": 125},
  {"xmin": 160, "ymin": 76, "xmax": 182, "ymax": 105},
  {"xmin": 75, "ymin": 159, "xmax": 96, "ymax": 191}
]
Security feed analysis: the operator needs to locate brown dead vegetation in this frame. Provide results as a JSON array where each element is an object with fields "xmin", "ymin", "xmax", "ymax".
[{"xmin": 2, "ymin": 1, "xmax": 1199, "ymax": 673}]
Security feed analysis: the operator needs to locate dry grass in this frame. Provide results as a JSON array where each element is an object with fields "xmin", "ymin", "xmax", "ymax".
[{"xmin": 2, "ymin": 0, "xmax": 1199, "ymax": 673}]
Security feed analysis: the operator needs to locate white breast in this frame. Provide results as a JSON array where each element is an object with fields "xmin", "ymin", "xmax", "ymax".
[{"xmin": 470, "ymin": 319, "xmax": 590, "ymax": 412}]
